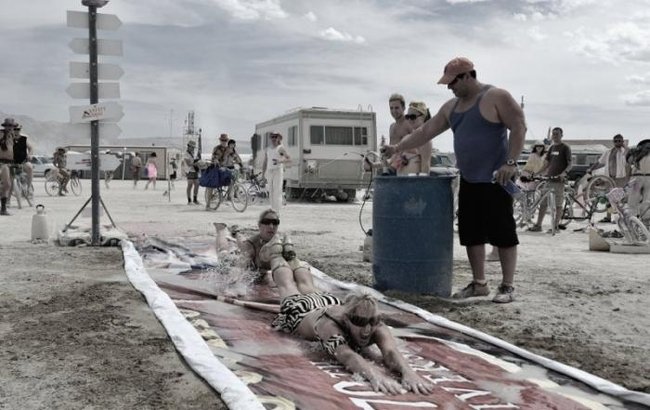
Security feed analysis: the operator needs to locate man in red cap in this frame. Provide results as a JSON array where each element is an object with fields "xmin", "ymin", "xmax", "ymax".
[{"xmin": 383, "ymin": 57, "xmax": 526, "ymax": 303}]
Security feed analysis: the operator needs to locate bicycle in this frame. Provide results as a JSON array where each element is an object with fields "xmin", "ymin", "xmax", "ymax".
[
  {"xmin": 204, "ymin": 168, "xmax": 248, "ymax": 212},
  {"xmin": 607, "ymin": 187, "xmax": 650, "ymax": 244},
  {"xmin": 245, "ymin": 172, "xmax": 269, "ymax": 205},
  {"xmin": 584, "ymin": 174, "xmax": 615, "ymax": 213},
  {"xmin": 513, "ymin": 176, "xmax": 558, "ymax": 235},
  {"xmin": 5, "ymin": 164, "xmax": 33, "ymax": 209},
  {"xmin": 558, "ymin": 180, "xmax": 610, "ymax": 230},
  {"xmin": 45, "ymin": 169, "xmax": 82, "ymax": 197}
]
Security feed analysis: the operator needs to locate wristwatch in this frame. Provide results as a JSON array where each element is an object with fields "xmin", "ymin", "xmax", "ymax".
[{"xmin": 505, "ymin": 159, "xmax": 517, "ymax": 167}]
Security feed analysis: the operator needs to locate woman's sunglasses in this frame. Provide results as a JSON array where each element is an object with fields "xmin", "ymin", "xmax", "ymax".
[
  {"xmin": 404, "ymin": 114, "xmax": 422, "ymax": 121},
  {"xmin": 260, "ymin": 218, "xmax": 280, "ymax": 226},
  {"xmin": 347, "ymin": 314, "xmax": 380, "ymax": 327}
]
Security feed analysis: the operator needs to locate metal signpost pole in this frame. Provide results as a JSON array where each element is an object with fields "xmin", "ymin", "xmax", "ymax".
[{"xmin": 87, "ymin": 5, "xmax": 100, "ymax": 246}]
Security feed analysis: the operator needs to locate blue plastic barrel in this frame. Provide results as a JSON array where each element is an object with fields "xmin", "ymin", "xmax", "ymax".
[{"xmin": 372, "ymin": 175, "xmax": 454, "ymax": 296}]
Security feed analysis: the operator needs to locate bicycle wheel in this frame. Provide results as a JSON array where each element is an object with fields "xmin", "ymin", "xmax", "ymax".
[
  {"xmin": 205, "ymin": 187, "xmax": 222, "ymax": 211},
  {"xmin": 247, "ymin": 184, "xmax": 262, "ymax": 205},
  {"xmin": 11, "ymin": 179, "xmax": 23, "ymax": 209},
  {"xmin": 547, "ymin": 191, "xmax": 557, "ymax": 235},
  {"xmin": 230, "ymin": 183, "xmax": 248, "ymax": 213},
  {"xmin": 628, "ymin": 216, "xmax": 650, "ymax": 244},
  {"xmin": 70, "ymin": 177, "xmax": 82, "ymax": 196},
  {"xmin": 559, "ymin": 193, "xmax": 574, "ymax": 228},
  {"xmin": 20, "ymin": 179, "xmax": 33, "ymax": 207},
  {"xmin": 586, "ymin": 176, "xmax": 614, "ymax": 213},
  {"xmin": 44, "ymin": 176, "xmax": 59, "ymax": 197}
]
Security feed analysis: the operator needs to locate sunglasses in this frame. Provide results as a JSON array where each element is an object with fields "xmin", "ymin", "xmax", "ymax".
[
  {"xmin": 448, "ymin": 72, "xmax": 467, "ymax": 86},
  {"xmin": 260, "ymin": 218, "xmax": 280, "ymax": 226},
  {"xmin": 347, "ymin": 314, "xmax": 380, "ymax": 327},
  {"xmin": 404, "ymin": 113, "xmax": 422, "ymax": 121}
]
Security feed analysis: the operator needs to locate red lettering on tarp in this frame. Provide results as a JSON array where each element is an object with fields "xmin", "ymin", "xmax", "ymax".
[{"xmin": 349, "ymin": 397, "xmax": 438, "ymax": 409}]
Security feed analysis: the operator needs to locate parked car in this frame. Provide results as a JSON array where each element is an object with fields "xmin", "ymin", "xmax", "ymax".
[
  {"xmin": 430, "ymin": 152, "xmax": 458, "ymax": 175},
  {"xmin": 30, "ymin": 155, "xmax": 57, "ymax": 177}
]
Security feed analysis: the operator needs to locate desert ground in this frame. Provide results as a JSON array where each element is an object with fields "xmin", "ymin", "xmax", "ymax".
[{"xmin": 0, "ymin": 176, "xmax": 648, "ymax": 409}]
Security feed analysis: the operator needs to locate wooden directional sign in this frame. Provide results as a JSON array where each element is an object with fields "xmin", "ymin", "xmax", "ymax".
[
  {"xmin": 66, "ymin": 82, "xmax": 120, "ymax": 99},
  {"xmin": 69, "ymin": 102, "xmax": 124, "ymax": 123},
  {"xmin": 69, "ymin": 62, "xmax": 124, "ymax": 80},
  {"xmin": 67, "ymin": 123, "xmax": 122, "ymax": 140},
  {"xmin": 69, "ymin": 38, "xmax": 123, "ymax": 56},
  {"xmin": 67, "ymin": 10, "xmax": 122, "ymax": 31}
]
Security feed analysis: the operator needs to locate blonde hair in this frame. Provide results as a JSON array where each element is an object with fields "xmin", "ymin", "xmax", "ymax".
[
  {"xmin": 408, "ymin": 101, "xmax": 428, "ymax": 116},
  {"xmin": 343, "ymin": 291, "xmax": 378, "ymax": 317}
]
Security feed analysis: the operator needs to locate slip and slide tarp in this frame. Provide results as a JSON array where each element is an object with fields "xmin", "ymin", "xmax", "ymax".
[{"xmin": 126, "ymin": 237, "xmax": 650, "ymax": 410}]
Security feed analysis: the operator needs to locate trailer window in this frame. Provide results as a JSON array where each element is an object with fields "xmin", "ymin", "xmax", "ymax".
[
  {"xmin": 310, "ymin": 126, "xmax": 324, "ymax": 145},
  {"xmin": 288, "ymin": 126, "xmax": 297, "ymax": 147},
  {"xmin": 326, "ymin": 126, "xmax": 353, "ymax": 145},
  {"xmin": 354, "ymin": 127, "xmax": 368, "ymax": 145}
]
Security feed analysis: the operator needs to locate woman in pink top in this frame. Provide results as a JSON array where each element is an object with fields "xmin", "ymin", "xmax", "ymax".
[{"xmin": 144, "ymin": 152, "xmax": 158, "ymax": 190}]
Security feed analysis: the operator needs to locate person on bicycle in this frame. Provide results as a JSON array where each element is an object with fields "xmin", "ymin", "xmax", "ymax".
[
  {"xmin": 211, "ymin": 133, "xmax": 229, "ymax": 166},
  {"xmin": 529, "ymin": 127, "xmax": 572, "ymax": 233},
  {"xmin": 12, "ymin": 123, "xmax": 34, "ymax": 190},
  {"xmin": 586, "ymin": 134, "xmax": 630, "ymax": 223},
  {"xmin": 0, "ymin": 117, "xmax": 17, "ymax": 215},
  {"xmin": 52, "ymin": 147, "xmax": 70, "ymax": 196}
]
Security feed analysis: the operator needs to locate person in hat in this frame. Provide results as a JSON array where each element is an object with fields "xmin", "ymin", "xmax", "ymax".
[
  {"xmin": 382, "ymin": 57, "xmax": 527, "ymax": 303},
  {"xmin": 52, "ymin": 147, "xmax": 70, "ymax": 196},
  {"xmin": 0, "ymin": 118, "xmax": 17, "ymax": 215},
  {"xmin": 211, "ymin": 133, "xmax": 230, "ymax": 166},
  {"xmin": 131, "ymin": 152, "xmax": 143, "ymax": 188},
  {"xmin": 404, "ymin": 101, "xmax": 433, "ymax": 175},
  {"xmin": 183, "ymin": 139, "xmax": 201, "ymax": 205},
  {"xmin": 12, "ymin": 123, "xmax": 34, "ymax": 191},
  {"xmin": 262, "ymin": 132, "xmax": 291, "ymax": 212}
]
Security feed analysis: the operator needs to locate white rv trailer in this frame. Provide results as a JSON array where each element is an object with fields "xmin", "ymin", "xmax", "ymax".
[{"xmin": 253, "ymin": 107, "xmax": 377, "ymax": 202}]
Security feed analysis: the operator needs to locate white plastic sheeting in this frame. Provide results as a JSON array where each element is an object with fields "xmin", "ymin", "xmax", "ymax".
[{"xmin": 121, "ymin": 240, "xmax": 265, "ymax": 410}]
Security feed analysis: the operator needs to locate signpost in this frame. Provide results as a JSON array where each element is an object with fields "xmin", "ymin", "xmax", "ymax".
[
  {"xmin": 69, "ymin": 102, "xmax": 124, "ymax": 123},
  {"xmin": 67, "ymin": 0, "xmax": 121, "ymax": 246}
]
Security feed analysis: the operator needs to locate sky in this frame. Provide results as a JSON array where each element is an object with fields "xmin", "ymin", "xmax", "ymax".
[{"xmin": 2, "ymin": 0, "xmax": 650, "ymax": 152}]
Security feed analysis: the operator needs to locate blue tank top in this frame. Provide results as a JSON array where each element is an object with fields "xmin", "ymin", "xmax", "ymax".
[{"xmin": 449, "ymin": 86, "xmax": 508, "ymax": 183}]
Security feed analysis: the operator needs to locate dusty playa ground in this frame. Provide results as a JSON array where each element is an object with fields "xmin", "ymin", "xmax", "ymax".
[{"xmin": 0, "ymin": 178, "xmax": 648, "ymax": 408}]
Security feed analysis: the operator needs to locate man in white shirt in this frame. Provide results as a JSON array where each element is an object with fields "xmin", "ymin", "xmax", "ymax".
[{"xmin": 588, "ymin": 134, "xmax": 630, "ymax": 222}]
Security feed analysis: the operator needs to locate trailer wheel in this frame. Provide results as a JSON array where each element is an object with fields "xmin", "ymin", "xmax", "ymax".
[{"xmin": 344, "ymin": 189, "xmax": 356, "ymax": 203}]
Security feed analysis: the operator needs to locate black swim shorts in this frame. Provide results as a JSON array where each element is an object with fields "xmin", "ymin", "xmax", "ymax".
[{"xmin": 457, "ymin": 178, "xmax": 519, "ymax": 247}]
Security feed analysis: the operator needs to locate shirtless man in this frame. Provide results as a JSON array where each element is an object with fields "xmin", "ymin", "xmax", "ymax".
[{"xmin": 0, "ymin": 118, "xmax": 17, "ymax": 215}]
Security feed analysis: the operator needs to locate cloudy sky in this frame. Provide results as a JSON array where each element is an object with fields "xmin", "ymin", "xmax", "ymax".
[{"xmin": 1, "ymin": 0, "xmax": 650, "ymax": 152}]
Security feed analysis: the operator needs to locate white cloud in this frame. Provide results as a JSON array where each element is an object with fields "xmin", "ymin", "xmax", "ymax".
[
  {"xmin": 527, "ymin": 26, "xmax": 547, "ymax": 41},
  {"xmin": 304, "ymin": 11, "xmax": 317, "ymax": 22},
  {"xmin": 566, "ymin": 22, "xmax": 650, "ymax": 64},
  {"xmin": 318, "ymin": 27, "xmax": 365, "ymax": 44},
  {"xmin": 211, "ymin": 0, "xmax": 288, "ymax": 21},
  {"xmin": 625, "ymin": 90, "xmax": 650, "ymax": 106},
  {"xmin": 627, "ymin": 75, "xmax": 650, "ymax": 85}
]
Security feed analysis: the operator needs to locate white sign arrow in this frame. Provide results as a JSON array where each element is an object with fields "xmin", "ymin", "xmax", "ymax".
[
  {"xmin": 67, "ymin": 10, "xmax": 122, "ymax": 31},
  {"xmin": 69, "ymin": 62, "xmax": 124, "ymax": 80},
  {"xmin": 67, "ymin": 123, "xmax": 122, "ymax": 140},
  {"xmin": 69, "ymin": 38, "xmax": 123, "ymax": 56},
  {"xmin": 66, "ymin": 82, "xmax": 120, "ymax": 99},
  {"xmin": 69, "ymin": 102, "xmax": 124, "ymax": 123}
]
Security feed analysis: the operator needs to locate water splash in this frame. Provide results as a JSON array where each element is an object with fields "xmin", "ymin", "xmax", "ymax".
[{"xmin": 199, "ymin": 252, "xmax": 258, "ymax": 297}]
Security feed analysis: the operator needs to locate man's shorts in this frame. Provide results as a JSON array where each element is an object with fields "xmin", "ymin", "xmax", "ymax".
[
  {"xmin": 546, "ymin": 180, "xmax": 565, "ymax": 207},
  {"xmin": 457, "ymin": 178, "xmax": 519, "ymax": 247}
]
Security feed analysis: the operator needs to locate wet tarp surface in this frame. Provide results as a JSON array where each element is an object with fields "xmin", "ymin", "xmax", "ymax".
[{"xmin": 138, "ymin": 237, "xmax": 645, "ymax": 410}]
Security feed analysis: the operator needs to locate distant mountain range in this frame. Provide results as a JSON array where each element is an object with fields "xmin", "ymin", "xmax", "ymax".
[{"xmin": 0, "ymin": 111, "xmax": 251, "ymax": 155}]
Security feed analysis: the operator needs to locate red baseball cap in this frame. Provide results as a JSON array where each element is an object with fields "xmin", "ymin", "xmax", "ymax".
[{"xmin": 437, "ymin": 57, "xmax": 474, "ymax": 85}]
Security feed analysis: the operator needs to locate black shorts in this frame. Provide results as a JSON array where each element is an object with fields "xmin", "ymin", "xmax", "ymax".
[{"xmin": 457, "ymin": 178, "xmax": 519, "ymax": 247}]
